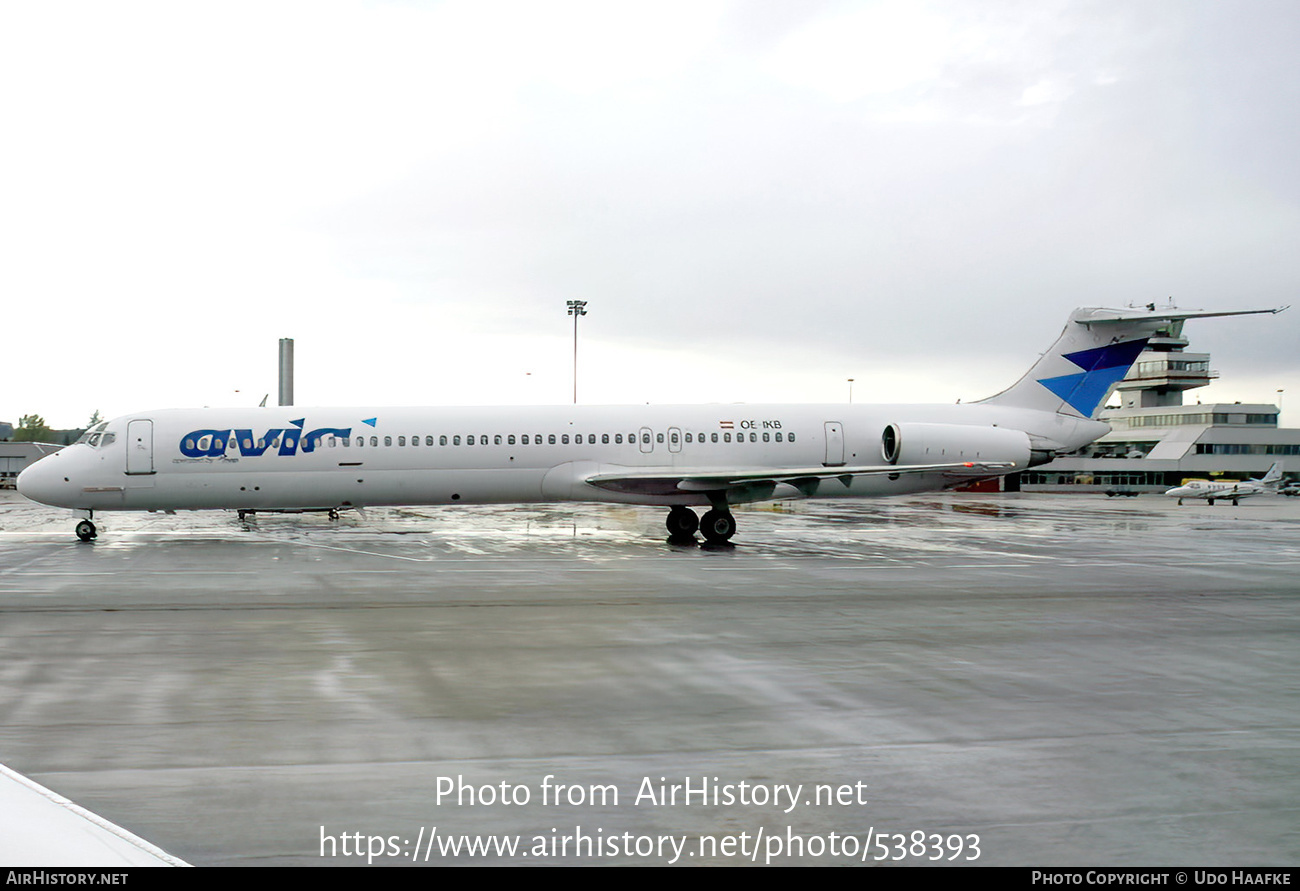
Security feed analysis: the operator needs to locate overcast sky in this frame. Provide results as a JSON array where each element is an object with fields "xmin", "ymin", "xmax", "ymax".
[{"xmin": 3, "ymin": 0, "xmax": 1298, "ymax": 430}]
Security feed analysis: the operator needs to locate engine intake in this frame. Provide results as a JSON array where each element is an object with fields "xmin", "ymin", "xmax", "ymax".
[{"xmin": 880, "ymin": 422, "xmax": 1031, "ymax": 469}]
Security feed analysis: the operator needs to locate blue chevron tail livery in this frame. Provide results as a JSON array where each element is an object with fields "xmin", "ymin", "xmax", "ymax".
[{"xmin": 979, "ymin": 306, "xmax": 1285, "ymax": 419}]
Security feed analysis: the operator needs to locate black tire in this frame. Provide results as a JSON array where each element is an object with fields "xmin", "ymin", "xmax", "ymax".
[
  {"xmin": 75, "ymin": 520, "xmax": 96, "ymax": 542},
  {"xmin": 699, "ymin": 509, "xmax": 736, "ymax": 543},
  {"xmin": 666, "ymin": 507, "xmax": 699, "ymax": 537}
]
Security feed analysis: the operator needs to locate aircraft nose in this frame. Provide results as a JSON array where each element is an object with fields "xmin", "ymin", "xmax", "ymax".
[{"xmin": 16, "ymin": 454, "xmax": 71, "ymax": 508}]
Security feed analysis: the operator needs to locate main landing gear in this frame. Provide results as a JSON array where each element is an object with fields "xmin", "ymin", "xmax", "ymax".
[
  {"xmin": 666, "ymin": 506, "xmax": 699, "ymax": 538},
  {"xmin": 665, "ymin": 506, "xmax": 736, "ymax": 544},
  {"xmin": 75, "ymin": 518, "xmax": 97, "ymax": 541}
]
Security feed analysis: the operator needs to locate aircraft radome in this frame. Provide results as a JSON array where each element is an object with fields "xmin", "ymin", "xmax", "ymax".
[{"xmin": 17, "ymin": 306, "xmax": 1284, "ymax": 543}]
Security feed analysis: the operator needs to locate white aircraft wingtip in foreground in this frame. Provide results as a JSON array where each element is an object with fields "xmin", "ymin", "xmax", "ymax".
[{"xmin": 19, "ymin": 306, "xmax": 1285, "ymax": 543}]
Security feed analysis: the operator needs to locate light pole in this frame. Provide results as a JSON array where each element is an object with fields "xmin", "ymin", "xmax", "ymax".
[
  {"xmin": 847, "ymin": 378, "xmax": 855, "ymax": 403},
  {"xmin": 567, "ymin": 300, "xmax": 588, "ymax": 404}
]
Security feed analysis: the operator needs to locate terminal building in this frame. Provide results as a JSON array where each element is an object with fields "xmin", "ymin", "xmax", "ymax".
[{"xmin": 1021, "ymin": 317, "xmax": 1296, "ymax": 493}]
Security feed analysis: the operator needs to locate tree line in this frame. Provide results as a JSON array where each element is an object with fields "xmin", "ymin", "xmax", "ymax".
[{"xmin": 4, "ymin": 411, "xmax": 101, "ymax": 445}]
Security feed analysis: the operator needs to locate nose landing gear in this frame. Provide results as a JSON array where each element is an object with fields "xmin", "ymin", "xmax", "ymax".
[{"xmin": 75, "ymin": 519, "xmax": 97, "ymax": 541}]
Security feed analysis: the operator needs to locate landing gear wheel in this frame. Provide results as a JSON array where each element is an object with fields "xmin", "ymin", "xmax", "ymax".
[
  {"xmin": 328, "ymin": 508, "xmax": 340, "ymax": 521},
  {"xmin": 75, "ymin": 519, "xmax": 97, "ymax": 542},
  {"xmin": 699, "ymin": 509, "xmax": 736, "ymax": 544},
  {"xmin": 666, "ymin": 506, "xmax": 699, "ymax": 538}
]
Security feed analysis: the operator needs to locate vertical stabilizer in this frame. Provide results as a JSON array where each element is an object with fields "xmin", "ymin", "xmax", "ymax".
[{"xmin": 979, "ymin": 307, "xmax": 1285, "ymax": 419}]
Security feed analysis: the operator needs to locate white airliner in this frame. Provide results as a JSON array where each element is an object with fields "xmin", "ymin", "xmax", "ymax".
[
  {"xmin": 1165, "ymin": 462, "xmax": 1285, "ymax": 505},
  {"xmin": 18, "ymin": 306, "xmax": 1282, "ymax": 543}
]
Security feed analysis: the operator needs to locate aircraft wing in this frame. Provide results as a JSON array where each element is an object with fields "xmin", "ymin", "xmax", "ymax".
[
  {"xmin": 0, "ymin": 762, "xmax": 189, "ymax": 866},
  {"xmin": 585, "ymin": 461, "xmax": 1014, "ymax": 498}
]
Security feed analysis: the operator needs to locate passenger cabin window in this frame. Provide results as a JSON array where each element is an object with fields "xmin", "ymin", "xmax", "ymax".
[{"xmin": 398, "ymin": 436, "xmax": 406, "ymax": 446}]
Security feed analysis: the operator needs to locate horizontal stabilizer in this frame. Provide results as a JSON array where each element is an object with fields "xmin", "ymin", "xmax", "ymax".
[{"xmin": 1071, "ymin": 307, "xmax": 1288, "ymax": 325}]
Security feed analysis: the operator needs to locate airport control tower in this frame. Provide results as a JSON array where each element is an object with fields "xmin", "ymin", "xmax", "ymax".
[{"xmin": 1111, "ymin": 318, "xmax": 1216, "ymax": 410}]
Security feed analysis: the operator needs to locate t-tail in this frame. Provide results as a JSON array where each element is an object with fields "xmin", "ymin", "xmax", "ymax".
[
  {"xmin": 1259, "ymin": 461, "xmax": 1284, "ymax": 487},
  {"xmin": 979, "ymin": 306, "xmax": 1287, "ymax": 420}
]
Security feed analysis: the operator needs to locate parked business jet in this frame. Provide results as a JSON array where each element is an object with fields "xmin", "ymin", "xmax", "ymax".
[
  {"xmin": 1165, "ymin": 462, "xmax": 1285, "ymax": 506},
  {"xmin": 18, "ymin": 307, "xmax": 1282, "ymax": 543}
]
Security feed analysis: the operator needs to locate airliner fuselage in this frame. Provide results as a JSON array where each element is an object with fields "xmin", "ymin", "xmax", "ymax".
[{"xmin": 19, "ymin": 402, "xmax": 1092, "ymax": 515}]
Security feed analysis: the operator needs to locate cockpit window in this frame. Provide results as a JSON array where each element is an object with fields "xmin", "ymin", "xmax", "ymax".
[{"xmin": 75, "ymin": 424, "xmax": 115, "ymax": 448}]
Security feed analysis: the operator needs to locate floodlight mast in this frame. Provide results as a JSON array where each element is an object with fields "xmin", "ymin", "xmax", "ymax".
[{"xmin": 567, "ymin": 300, "xmax": 588, "ymax": 404}]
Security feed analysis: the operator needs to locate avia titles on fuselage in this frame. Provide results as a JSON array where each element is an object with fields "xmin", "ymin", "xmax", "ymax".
[{"xmin": 179, "ymin": 425, "xmax": 353, "ymax": 459}]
